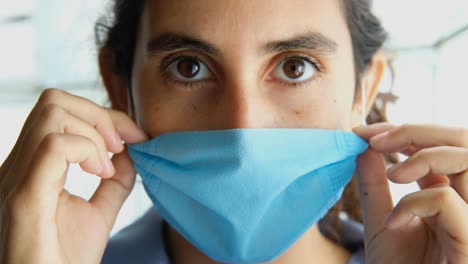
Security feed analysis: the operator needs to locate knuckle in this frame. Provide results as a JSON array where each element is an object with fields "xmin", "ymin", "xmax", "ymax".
[
  {"xmin": 405, "ymin": 149, "xmax": 429, "ymax": 168},
  {"xmin": 398, "ymin": 123, "xmax": 412, "ymax": 134},
  {"xmin": 99, "ymin": 107, "xmax": 114, "ymax": 124},
  {"xmin": 40, "ymin": 103, "xmax": 65, "ymax": 122},
  {"xmin": 434, "ymin": 186, "xmax": 457, "ymax": 204},
  {"xmin": 38, "ymin": 88, "xmax": 64, "ymax": 105},
  {"xmin": 4, "ymin": 189, "xmax": 24, "ymax": 218},
  {"xmin": 86, "ymin": 129, "xmax": 106, "ymax": 151},
  {"xmin": 95, "ymin": 131, "xmax": 107, "ymax": 146},
  {"xmin": 40, "ymin": 133, "xmax": 65, "ymax": 155},
  {"xmin": 399, "ymin": 193, "xmax": 413, "ymax": 205},
  {"xmin": 412, "ymin": 148, "xmax": 432, "ymax": 160}
]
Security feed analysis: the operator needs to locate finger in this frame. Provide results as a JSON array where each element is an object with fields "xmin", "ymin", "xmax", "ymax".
[
  {"xmin": 400, "ymin": 144, "xmax": 420, "ymax": 156},
  {"xmin": 11, "ymin": 104, "xmax": 116, "ymax": 183},
  {"xmin": 353, "ymin": 122, "xmax": 398, "ymax": 140},
  {"xmin": 107, "ymin": 109, "xmax": 147, "ymax": 144},
  {"xmin": 416, "ymin": 172, "xmax": 450, "ymax": 190},
  {"xmin": 90, "ymin": 150, "xmax": 136, "ymax": 232},
  {"xmin": 369, "ymin": 124, "xmax": 468, "ymax": 153},
  {"xmin": 387, "ymin": 146, "xmax": 467, "ymax": 199},
  {"xmin": 22, "ymin": 133, "xmax": 105, "ymax": 200},
  {"xmin": 87, "ymin": 126, "xmax": 147, "ymax": 231},
  {"xmin": 44, "ymin": 91, "xmax": 146, "ymax": 146},
  {"xmin": 4, "ymin": 89, "xmax": 145, "ymax": 185},
  {"xmin": 35, "ymin": 89, "xmax": 146, "ymax": 151},
  {"xmin": 3, "ymin": 88, "xmax": 121, "ymax": 178},
  {"xmin": 356, "ymin": 148, "xmax": 394, "ymax": 242},
  {"xmin": 353, "ymin": 123, "xmax": 421, "ymax": 157},
  {"xmin": 385, "ymin": 186, "xmax": 468, "ymax": 244},
  {"xmin": 28, "ymin": 89, "xmax": 123, "ymax": 153},
  {"xmin": 2, "ymin": 89, "xmax": 125, "ymax": 186}
]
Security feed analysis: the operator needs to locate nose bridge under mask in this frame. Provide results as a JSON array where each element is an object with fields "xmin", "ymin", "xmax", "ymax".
[
  {"xmin": 214, "ymin": 84, "xmax": 274, "ymax": 129},
  {"xmin": 128, "ymin": 129, "xmax": 369, "ymax": 263}
]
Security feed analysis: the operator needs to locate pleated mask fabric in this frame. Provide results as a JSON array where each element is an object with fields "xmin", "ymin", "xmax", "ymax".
[{"xmin": 128, "ymin": 129, "xmax": 368, "ymax": 263}]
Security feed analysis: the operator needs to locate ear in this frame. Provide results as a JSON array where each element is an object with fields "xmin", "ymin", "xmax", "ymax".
[
  {"xmin": 351, "ymin": 50, "xmax": 387, "ymax": 126},
  {"xmin": 98, "ymin": 47, "xmax": 133, "ymax": 115}
]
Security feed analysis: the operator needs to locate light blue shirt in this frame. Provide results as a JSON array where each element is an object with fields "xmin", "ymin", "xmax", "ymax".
[{"xmin": 102, "ymin": 208, "xmax": 365, "ymax": 264}]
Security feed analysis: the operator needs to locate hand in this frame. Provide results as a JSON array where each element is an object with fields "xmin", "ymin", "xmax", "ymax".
[
  {"xmin": 0, "ymin": 89, "xmax": 147, "ymax": 264},
  {"xmin": 353, "ymin": 123, "xmax": 468, "ymax": 264}
]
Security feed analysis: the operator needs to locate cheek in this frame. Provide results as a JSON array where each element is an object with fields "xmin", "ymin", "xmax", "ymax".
[
  {"xmin": 327, "ymin": 59, "xmax": 357, "ymax": 130},
  {"xmin": 326, "ymin": 83, "xmax": 356, "ymax": 130},
  {"xmin": 287, "ymin": 88, "xmax": 351, "ymax": 130},
  {"xmin": 132, "ymin": 74, "xmax": 355, "ymax": 135},
  {"xmin": 132, "ymin": 64, "xmax": 216, "ymax": 137},
  {"xmin": 325, "ymin": 80, "xmax": 355, "ymax": 130},
  {"xmin": 278, "ymin": 71, "xmax": 355, "ymax": 130}
]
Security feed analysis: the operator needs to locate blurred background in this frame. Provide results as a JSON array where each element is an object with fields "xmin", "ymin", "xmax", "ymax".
[{"xmin": 0, "ymin": 0, "xmax": 467, "ymax": 234}]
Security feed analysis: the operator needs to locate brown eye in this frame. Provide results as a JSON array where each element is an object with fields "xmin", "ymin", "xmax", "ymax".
[
  {"xmin": 283, "ymin": 58, "xmax": 306, "ymax": 79},
  {"xmin": 177, "ymin": 58, "xmax": 200, "ymax": 78},
  {"xmin": 273, "ymin": 57, "xmax": 317, "ymax": 83},
  {"xmin": 166, "ymin": 56, "xmax": 213, "ymax": 81}
]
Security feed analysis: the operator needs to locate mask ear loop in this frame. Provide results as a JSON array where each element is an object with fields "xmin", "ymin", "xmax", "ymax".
[{"xmin": 361, "ymin": 82, "xmax": 368, "ymax": 126}]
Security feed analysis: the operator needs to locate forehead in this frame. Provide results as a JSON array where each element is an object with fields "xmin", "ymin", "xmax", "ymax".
[{"xmin": 141, "ymin": 0, "xmax": 350, "ymax": 52}]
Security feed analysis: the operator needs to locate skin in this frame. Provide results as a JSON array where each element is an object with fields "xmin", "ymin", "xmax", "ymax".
[{"xmin": 0, "ymin": 0, "xmax": 466, "ymax": 263}]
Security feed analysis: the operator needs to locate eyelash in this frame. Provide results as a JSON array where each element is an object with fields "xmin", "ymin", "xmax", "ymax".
[
  {"xmin": 274, "ymin": 55, "xmax": 322, "ymax": 88},
  {"xmin": 160, "ymin": 54, "xmax": 324, "ymax": 89},
  {"xmin": 160, "ymin": 55, "xmax": 211, "ymax": 90}
]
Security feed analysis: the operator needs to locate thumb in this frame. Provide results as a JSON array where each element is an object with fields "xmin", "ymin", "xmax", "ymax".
[
  {"xmin": 89, "ymin": 149, "xmax": 136, "ymax": 232},
  {"xmin": 356, "ymin": 148, "xmax": 394, "ymax": 242}
]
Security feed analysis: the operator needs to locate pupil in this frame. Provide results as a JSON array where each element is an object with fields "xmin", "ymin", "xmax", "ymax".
[
  {"xmin": 178, "ymin": 58, "xmax": 200, "ymax": 78},
  {"xmin": 283, "ymin": 59, "xmax": 305, "ymax": 79}
]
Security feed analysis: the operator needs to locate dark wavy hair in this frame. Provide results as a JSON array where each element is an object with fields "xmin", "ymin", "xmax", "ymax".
[{"xmin": 95, "ymin": 0, "xmax": 390, "ymax": 243}]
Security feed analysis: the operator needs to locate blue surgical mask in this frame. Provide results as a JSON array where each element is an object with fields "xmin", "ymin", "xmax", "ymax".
[{"xmin": 128, "ymin": 129, "xmax": 368, "ymax": 263}]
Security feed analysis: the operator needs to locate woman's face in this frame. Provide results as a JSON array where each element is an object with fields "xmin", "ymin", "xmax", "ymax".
[{"xmin": 130, "ymin": 0, "xmax": 359, "ymax": 137}]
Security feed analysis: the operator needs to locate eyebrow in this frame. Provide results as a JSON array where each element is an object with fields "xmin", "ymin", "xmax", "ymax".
[
  {"xmin": 146, "ymin": 31, "xmax": 338, "ymax": 57},
  {"xmin": 147, "ymin": 33, "xmax": 220, "ymax": 56},
  {"xmin": 262, "ymin": 32, "xmax": 338, "ymax": 55}
]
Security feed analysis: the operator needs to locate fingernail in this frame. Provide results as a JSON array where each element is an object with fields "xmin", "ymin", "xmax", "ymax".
[
  {"xmin": 370, "ymin": 131, "xmax": 389, "ymax": 144},
  {"xmin": 101, "ymin": 155, "xmax": 115, "ymax": 178},
  {"xmin": 138, "ymin": 129, "xmax": 148, "ymax": 141},
  {"xmin": 107, "ymin": 157, "xmax": 115, "ymax": 176},
  {"xmin": 114, "ymin": 132, "xmax": 124, "ymax": 151},
  {"xmin": 386, "ymin": 163, "xmax": 403, "ymax": 177}
]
